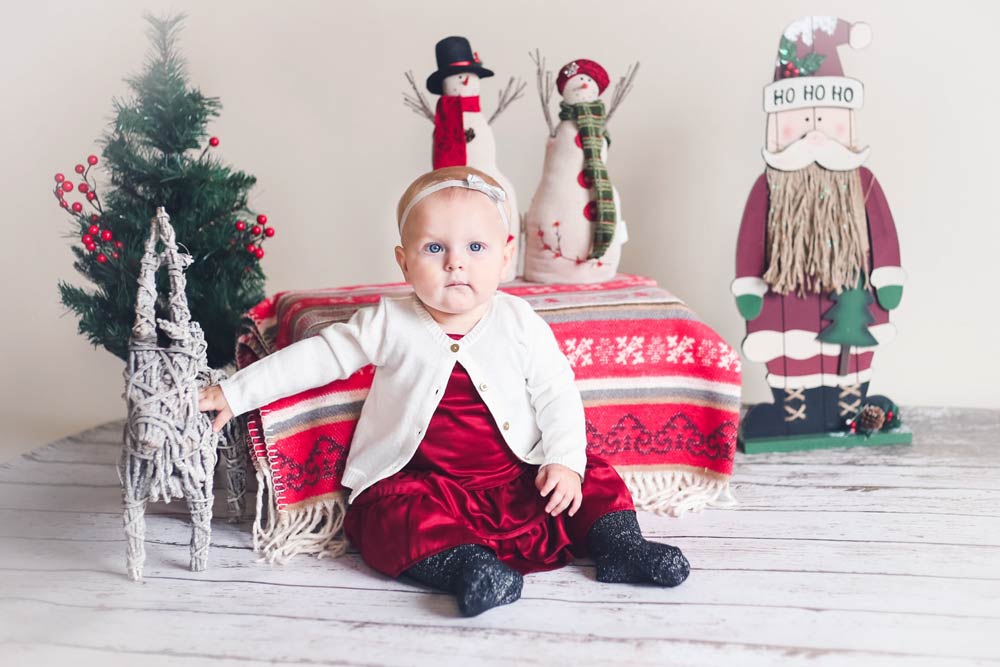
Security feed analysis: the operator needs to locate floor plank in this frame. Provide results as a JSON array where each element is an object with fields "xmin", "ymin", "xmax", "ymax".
[{"xmin": 1, "ymin": 408, "xmax": 998, "ymax": 666}]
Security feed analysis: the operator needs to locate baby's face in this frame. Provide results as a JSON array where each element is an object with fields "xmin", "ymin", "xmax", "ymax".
[{"xmin": 395, "ymin": 188, "xmax": 513, "ymax": 320}]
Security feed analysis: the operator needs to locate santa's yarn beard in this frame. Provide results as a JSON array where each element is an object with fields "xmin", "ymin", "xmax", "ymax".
[{"xmin": 763, "ymin": 163, "xmax": 870, "ymax": 296}]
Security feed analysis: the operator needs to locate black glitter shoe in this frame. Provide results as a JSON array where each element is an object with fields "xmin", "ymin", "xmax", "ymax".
[
  {"xmin": 404, "ymin": 544, "xmax": 523, "ymax": 617},
  {"xmin": 587, "ymin": 510, "xmax": 689, "ymax": 587}
]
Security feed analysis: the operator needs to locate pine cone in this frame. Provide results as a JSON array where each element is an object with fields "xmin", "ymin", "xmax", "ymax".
[{"xmin": 858, "ymin": 404, "xmax": 886, "ymax": 433}]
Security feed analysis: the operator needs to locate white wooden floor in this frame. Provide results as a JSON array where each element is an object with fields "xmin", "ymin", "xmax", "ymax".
[{"xmin": 1, "ymin": 407, "xmax": 998, "ymax": 667}]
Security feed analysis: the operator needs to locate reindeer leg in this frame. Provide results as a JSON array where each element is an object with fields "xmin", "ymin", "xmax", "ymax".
[
  {"xmin": 219, "ymin": 420, "xmax": 248, "ymax": 522},
  {"xmin": 120, "ymin": 451, "xmax": 151, "ymax": 582},
  {"xmin": 186, "ymin": 445, "xmax": 216, "ymax": 572}
]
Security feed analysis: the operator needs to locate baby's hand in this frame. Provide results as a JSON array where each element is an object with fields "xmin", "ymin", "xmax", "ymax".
[
  {"xmin": 535, "ymin": 464, "xmax": 583, "ymax": 517},
  {"xmin": 198, "ymin": 385, "xmax": 234, "ymax": 433}
]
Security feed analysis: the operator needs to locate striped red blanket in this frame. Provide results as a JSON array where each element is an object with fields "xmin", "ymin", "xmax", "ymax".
[{"xmin": 236, "ymin": 274, "xmax": 740, "ymax": 563}]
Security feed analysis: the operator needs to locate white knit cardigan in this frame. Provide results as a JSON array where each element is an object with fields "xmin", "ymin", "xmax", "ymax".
[{"xmin": 219, "ymin": 291, "xmax": 587, "ymax": 503}]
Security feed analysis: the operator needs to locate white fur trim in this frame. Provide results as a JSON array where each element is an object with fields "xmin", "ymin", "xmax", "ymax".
[
  {"xmin": 783, "ymin": 16, "xmax": 839, "ymax": 45},
  {"xmin": 849, "ymin": 22, "xmax": 872, "ymax": 49},
  {"xmin": 732, "ymin": 276, "xmax": 769, "ymax": 298},
  {"xmin": 742, "ymin": 324, "xmax": 897, "ymax": 363},
  {"xmin": 766, "ymin": 368, "xmax": 873, "ymax": 390},
  {"xmin": 870, "ymin": 266, "xmax": 907, "ymax": 289},
  {"xmin": 763, "ymin": 76, "xmax": 864, "ymax": 113}
]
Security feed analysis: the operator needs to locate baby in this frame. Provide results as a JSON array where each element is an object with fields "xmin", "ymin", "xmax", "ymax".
[{"xmin": 200, "ymin": 166, "xmax": 689, "ymax": 616}]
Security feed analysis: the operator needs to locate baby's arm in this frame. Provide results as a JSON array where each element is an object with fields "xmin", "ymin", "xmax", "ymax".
[
  {"xmin": 524, "ymin": 312, "xmax": 588, "ymax": 478},
  {"xmin": 201, "ymin": 300, "xmax": 388, "ymax": 430}
]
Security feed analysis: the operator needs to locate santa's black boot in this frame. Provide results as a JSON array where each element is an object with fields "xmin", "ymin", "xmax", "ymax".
[
  {"xmin": 586, "ymin": 510, "xmax": 689, "ymax": 587},
  {"xmin": 784, "ymin": 386, "xmax": 826, "ymax": 435},
  {"xmin": 823, "ymin": 382, "xmax": 870, "ymax": 431},
  {"xmin": 741, "ymin": 388, "xmax": 791, "ymax": 438},
  {"xmin": 403, "ymin": 544, "xmax": 523, "ymax": 617}
]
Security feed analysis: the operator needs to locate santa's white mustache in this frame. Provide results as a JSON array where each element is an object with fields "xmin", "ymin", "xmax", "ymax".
[{"xmin": 762, "ymin": 132, "xmax": 871, "ymax": 171}]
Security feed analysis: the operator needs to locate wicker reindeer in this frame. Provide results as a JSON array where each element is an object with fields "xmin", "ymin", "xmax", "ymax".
[{"xmin": 119, "ymin": 207, "xmax": 241, "ymax": 581}]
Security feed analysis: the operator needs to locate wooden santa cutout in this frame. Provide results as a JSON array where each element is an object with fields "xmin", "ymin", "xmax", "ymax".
[
  {"xmin": 733, "ymin": 17, "xmax": 910, "ymax": 453},
  {"xmin": 522, "ymin": 52, "xmax": 637, "ymax": 284},
  {"xmin": 404, "ymin": 36, "xmax": 524, "ymax": 282}
]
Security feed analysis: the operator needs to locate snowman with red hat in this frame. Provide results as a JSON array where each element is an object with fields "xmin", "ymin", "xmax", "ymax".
[
  {"xmin": 733, "ymin": 17, "xmax": 908, "ymax": 448},
  {"xmin": 523, "ymin": 54, "xmax": 637, "ymax": 283},
  {"xmin": 404, "ymin": 36, "xmax": 525, "ymax": 282}
]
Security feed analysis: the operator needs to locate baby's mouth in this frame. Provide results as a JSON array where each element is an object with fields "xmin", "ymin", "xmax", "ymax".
[{"xmin": 446, "ymin": 282, "xmax": 471, "ymax": 288}]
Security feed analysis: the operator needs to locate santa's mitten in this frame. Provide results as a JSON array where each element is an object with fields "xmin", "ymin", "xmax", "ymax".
[
  {"xmin": 735, "ymin": 294, "xmax": 763, "ymax": 321},
  {"xmin": 876, "ymin": 285, "xmax": 903, "ymax": 310},
  {"xmin": 871, "ymin": 267, "xmax": 906, "ymax": 310},
  {"xmin": 731, "ymin": 277, "xmax": 767, "ymax": 321}
]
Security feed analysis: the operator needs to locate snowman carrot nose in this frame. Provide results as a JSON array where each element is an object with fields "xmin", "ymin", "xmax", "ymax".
[{"xmin": 462, "ymin": 76, "xmax": 469, "ymax": 85}]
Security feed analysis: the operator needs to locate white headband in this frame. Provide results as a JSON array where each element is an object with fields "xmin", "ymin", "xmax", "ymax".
[{"xmin": 398, "ymin": 174, "xmax": 508, "ymax": 234}]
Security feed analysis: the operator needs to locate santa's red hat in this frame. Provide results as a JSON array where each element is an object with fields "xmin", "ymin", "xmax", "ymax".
[
  {"xmin": 556, "ymin": 59, "xmax": 610, "ymax": 95},
  {"xmin": 763, "ymin": 16, "xmax": 871, "ymax": 113}
]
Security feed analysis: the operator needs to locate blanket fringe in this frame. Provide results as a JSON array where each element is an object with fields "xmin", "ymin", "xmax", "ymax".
[
  {"xmin": 251, "ymin": 466, "xmax": 348, "ymax": 564},
  {"xmin": 620, "ymin": 467, "xmax": 738, "ymax": 517}
]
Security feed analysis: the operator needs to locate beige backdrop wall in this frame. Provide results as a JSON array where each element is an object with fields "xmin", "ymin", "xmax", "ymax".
[{"xmin": 2, "ymin": 0, "xmax": 997, "ymax": 462}]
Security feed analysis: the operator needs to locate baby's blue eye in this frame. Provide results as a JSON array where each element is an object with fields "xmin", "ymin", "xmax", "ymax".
[
  {"xmin": 469, "ymin": 242, "xmax": 484, "ymax": 252},
  {"xmin": 426, "ymin": 243, "xmax": 444, "ymax": 254}
]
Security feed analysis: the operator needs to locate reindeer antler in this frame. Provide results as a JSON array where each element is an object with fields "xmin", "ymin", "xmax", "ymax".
[
  {"xmin": 488, "ymin": 76, "xmax": 527, "ymax": 125},
  {"xmin": 530, "ymin": 49, "xmax": 557, "ymax": 138},
  {"xmin": 605, "ymin": 62, "xmax": 639, "ymax": 125},
  {"xmin": 402, "ymin": 70, "xmax": 434, "ymax": 122}
]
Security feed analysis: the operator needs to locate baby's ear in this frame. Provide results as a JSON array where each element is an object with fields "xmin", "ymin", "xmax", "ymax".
[
  {"xmin": 502, "ymin": 235, "xmax": 516, "ymax": 267},
  {"xmin": 394, "ymin": 245, "xmax": 408, "ymax": 277}
]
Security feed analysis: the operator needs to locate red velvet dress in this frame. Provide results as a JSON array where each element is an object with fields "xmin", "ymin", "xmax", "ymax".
[{"xmin": 344, "ymin": 334, "xmax": 635, "ymax": 578}]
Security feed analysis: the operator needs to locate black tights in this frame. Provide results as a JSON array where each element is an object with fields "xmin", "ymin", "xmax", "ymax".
[{"xmin": 403, "ymin": 510, "xmax": 688, "ymax": 616}]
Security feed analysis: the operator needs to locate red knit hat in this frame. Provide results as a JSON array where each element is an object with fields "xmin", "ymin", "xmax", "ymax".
[{"xmin": 556, "ymin": 59, "xmax": 610, "ymax": 95}]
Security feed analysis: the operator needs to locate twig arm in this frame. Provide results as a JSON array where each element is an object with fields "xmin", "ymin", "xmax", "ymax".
[
  {"xmin": 606, "ymin": 62, "xmax": 639, "ymax": 124},
  {"xmin": 402, "ymin": 70, "xmax": 435, "ymax": 122},
  {"xmin": 530, "ymin": 49, "xmax": 557, "ymax": 137}
]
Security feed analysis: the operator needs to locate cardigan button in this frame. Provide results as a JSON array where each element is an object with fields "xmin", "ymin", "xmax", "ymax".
[
  {"xmin": 479, "ymin": 383, "xmax": 488, "ymax": 392},
  {"xmin": 450, "ymin": 343, "xmax": 460, "ymax": 352},
  {"xmin": 502, "ymin": 421, "xmax": 510, "ymax": 431}
]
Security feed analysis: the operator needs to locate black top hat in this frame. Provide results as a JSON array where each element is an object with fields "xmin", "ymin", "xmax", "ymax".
[{"xmin": 425, "ymin": 36, "xmax": 494, "ymax": 95}]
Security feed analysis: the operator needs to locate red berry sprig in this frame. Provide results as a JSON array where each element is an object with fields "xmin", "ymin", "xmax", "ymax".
[
  {"xmin": 231, "ymin": 212, "xmax": 276, "ymax": 262},
  {"xmin": 198, "ymin": 135, "xmax": 222, "ymax": 161},
  {"xmin": 782, "ymin": 61, "xmax": 801, "ymax": 78},
  {"xmin": 54, "ymin": 154, "xmax": 118, "ymax": 265}
]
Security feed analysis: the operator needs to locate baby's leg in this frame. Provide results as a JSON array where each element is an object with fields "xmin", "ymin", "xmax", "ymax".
[
  {"xmin": 586, "ymin": 510, "xmax": 689, "ymax": 586},
  {"xmin": 404, "ymin": 544, "xmax": 523, "ymax": 617}
]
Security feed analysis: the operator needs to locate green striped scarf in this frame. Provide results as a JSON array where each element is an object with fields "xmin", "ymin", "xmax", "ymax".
[{"xmin": 559, "ymin": 100, "xmax": 616, "ymax": 259}]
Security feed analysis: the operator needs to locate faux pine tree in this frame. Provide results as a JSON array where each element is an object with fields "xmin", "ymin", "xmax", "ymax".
[{"xmin": 55, "ymin": 14, "xmax": 275, "ymax": 368}]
